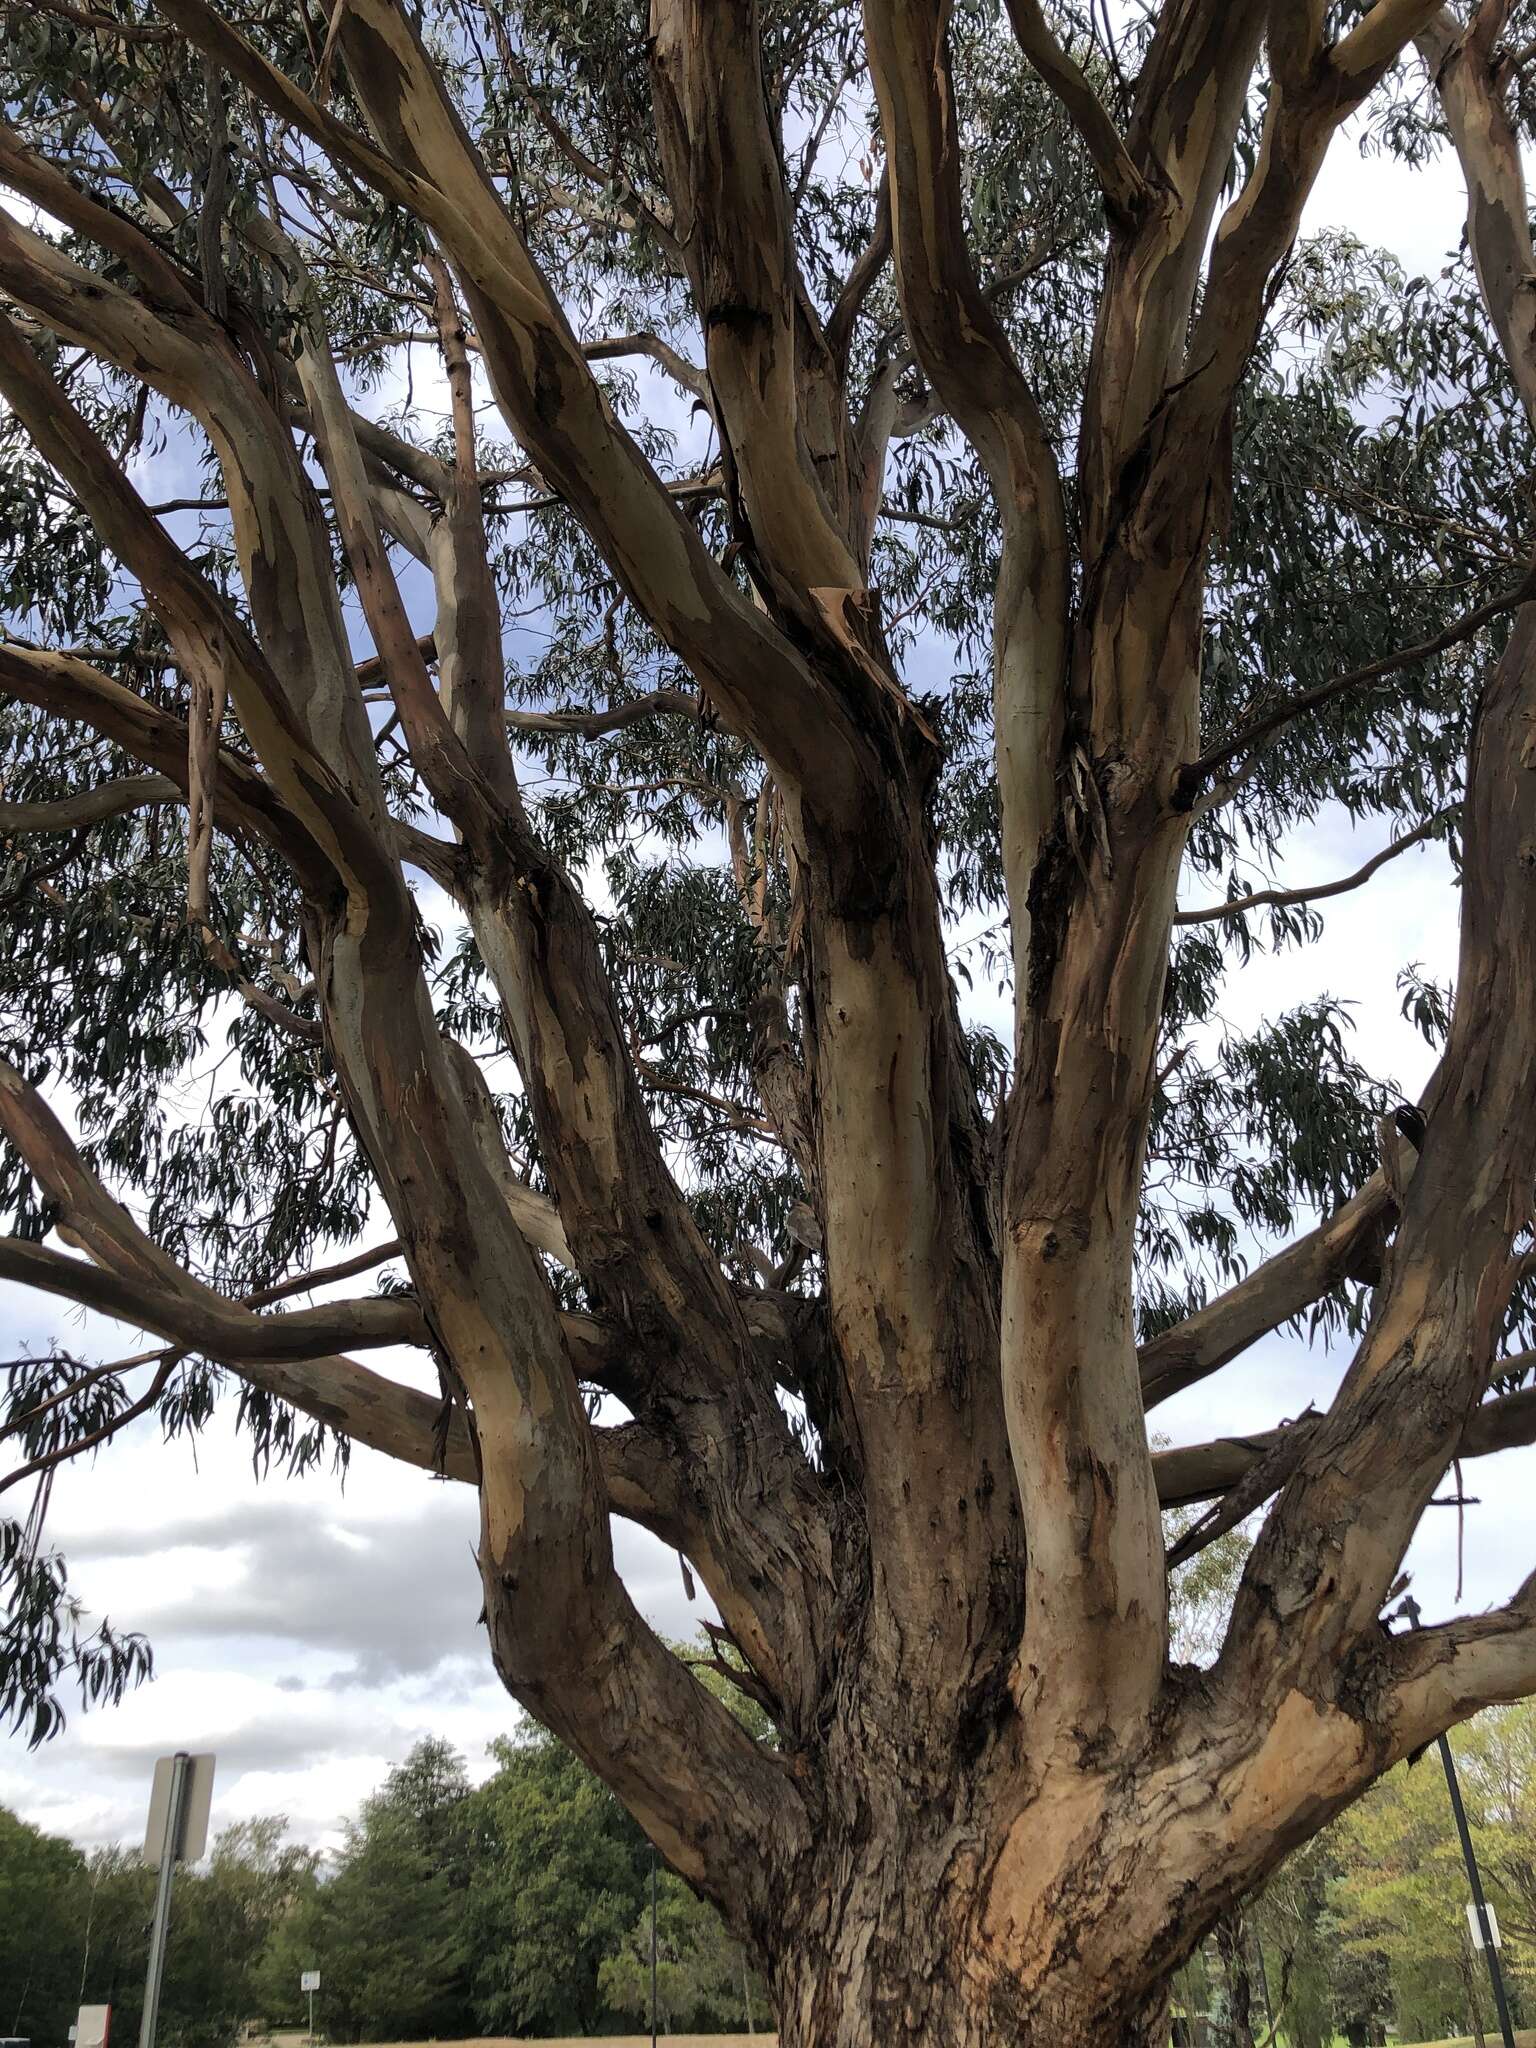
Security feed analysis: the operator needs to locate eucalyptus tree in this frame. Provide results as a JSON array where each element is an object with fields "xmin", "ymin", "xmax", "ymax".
[{"xmin": 4, "ymin": 0, "xmax": 1536, "ymax": 2040}]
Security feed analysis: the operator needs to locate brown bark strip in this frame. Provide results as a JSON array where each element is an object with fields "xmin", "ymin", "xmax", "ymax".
[{"xmin": 184, "ymin": 640, "xmax": 227, "ymax": 929}]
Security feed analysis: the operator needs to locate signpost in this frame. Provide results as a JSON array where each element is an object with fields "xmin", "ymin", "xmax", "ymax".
[
  {"xmin": 75, "ymin": 2007, "xmax": 110, "ymax": 2048},
  {"xmin": 1467, "ymin": 1901, "xmax": 1504, "ymax": 1952},
  {"xmin": 138, "ymin": 1754, "xmax": 216, "ymax": 2048},
  {"xmin": 649, "ymin": 1850, "xmax": 658, "ymax": 2048},
  {"xmin": 301, "ymin": 1970, "xmax": 320, "ymax": 2043}
]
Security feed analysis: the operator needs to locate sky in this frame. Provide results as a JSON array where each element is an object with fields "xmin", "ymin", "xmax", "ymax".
[{"xmin": 2, "ymin": 89, "xmax": 1529, "ymax": 1859}]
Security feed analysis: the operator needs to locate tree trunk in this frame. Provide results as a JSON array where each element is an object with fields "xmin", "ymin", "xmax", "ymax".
[
  {"xmin": 767, "ymin": 1819, "xmax": 1177, "ymax": 2048},
  {"xmin": 773, "ymin": 1928, "xmax": 1173, "ymax": 2048}
]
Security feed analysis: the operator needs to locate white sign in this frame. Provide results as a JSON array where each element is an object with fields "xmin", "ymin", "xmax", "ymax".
[
  {"xmin": 301, "ymin": 1973, "xmax": 320, "ymax": 1994},
  {"xmin": 143, "ymin": 1754, "xmax": 216, "ymax": 1868},
  {"xmin": 1467, "ymin": 1901, "xmax": 1503, "ymax": 1951},
  {"xmin": 76, "ymin": 2005, "xmax": 110, "ymax": 2048}
]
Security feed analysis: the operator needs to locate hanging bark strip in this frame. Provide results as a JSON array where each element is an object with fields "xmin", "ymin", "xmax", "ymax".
[{"xmin": 184, "ymin": 637, "xmax": 226, "ymax": 930}]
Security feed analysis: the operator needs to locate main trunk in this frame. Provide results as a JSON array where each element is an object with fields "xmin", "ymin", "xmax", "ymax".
[
  {"xmin": 768, "ymin": 1841, "xmax": 1175, "ymax": 2048},
  {"xmin": 759, "ymin": 1767, "xmax": 1184, "ymax": 2048}
]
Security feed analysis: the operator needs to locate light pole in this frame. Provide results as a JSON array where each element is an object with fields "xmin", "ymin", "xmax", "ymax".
[
  {"xmin": 1394, "ymin": 1596, "xmax": 1517, "ymax": 2048},
  {"xmin": 649, "ymin": 1849, "xmax": 659, "ymax": 2048}
]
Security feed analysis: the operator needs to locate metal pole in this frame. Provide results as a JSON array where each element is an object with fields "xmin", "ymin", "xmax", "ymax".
[
  {"xmin": 308, "ymin": 1985, "xmax": 314, "ymax": 2046},
  {"xmin": 139, "ymin": 1752, "xmax": 189, "ymax": 2048},
  {"xmin": 651, "ymin": 1843, "xmax": 663, "ymax": 2048},
  {"xmin": 1397, "ymin": 1598, "xmax": 1517, "ymax": 2048}
]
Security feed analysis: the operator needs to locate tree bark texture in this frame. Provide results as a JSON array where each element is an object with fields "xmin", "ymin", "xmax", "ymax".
[{"xmin": 3, "ymin": 0, "xmax": 1536, "ymax": 2041}]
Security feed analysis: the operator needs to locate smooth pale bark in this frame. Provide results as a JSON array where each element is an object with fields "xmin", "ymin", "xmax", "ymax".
[{"xmin": 5, "ymin": 1, "xmax": 1536, "ymax": 2041}]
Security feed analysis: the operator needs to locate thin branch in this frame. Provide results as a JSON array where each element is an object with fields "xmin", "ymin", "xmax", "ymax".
[
  {"xmin": 504, "ymin": 689, "xmax": 699, "ymax": 739},
  {"xmin": 582, "ymin": 331, "xmax": 710, "ymax": 407},
  {"xmin": 242, "ymin": 1238, "xmax": 404, "ymax": 1307},
  {"xmin": 0, "ymin": 1357, "xmax": 177, "ymax": 1502},
  {"xmin": 0, "ymin": 774, "xmax": 181, "ymax": 835},
  {"xmin": 1176, "ymin": 573, "xmax": 1536, "ymax": 806},
  {"xmin": 1174, "ymin": 809, "xmax": 1454, "ymax": 925},
  {"xmin": 1002, "ymin": 0, "xmax": 1148, "ymax": 224}
]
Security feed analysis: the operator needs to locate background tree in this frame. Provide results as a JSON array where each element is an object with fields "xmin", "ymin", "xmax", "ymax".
[
  {"xmin": 5, "ymin": 0, "xmax": 1536, "ymax": 2041},
  {"xmin": 599, "ymin": 1868, "xmax": 765, "ymax": 2036},
  {"xmin": 468, "ymin": 1725, "xmax": 650, "ymax": 2038},
  {"xmin": 0, "ymin": 1803, "xmax": 87, "ymax": 2044},
  {"xmin": 1329, "ymin": 1708, "xmax": 1536, "ymax": 2044},
  {"xmin": 0, "ymin": 1807, "xmax": 313, "ymax": 2048},
  {"xmin": 266, "ymin": 1740, "xmax": 478, "ymax": 2043}
]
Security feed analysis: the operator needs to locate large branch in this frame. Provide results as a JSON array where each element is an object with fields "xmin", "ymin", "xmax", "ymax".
[
  {"xmin": 0, "ymin": 150, "xmax": 399, "ymax": 885},
  {"xmin": 0, "ymin": 1236, "xmax": 425, "ymax": 1361},
  {"xmin": 1173, "ymin": 0, "xmax": 1449, "ymax": 484},
  {"xmin": 0, "ymin": 642, "xmax": 454, "ymax": 887},
  {"xmin": 0, "ymin": 647, "xmax": 285, "ymax": 842},
  {"xmin": 1223, "ymin": 597, "xmax": 1536, "ymax": 1695},
  {"xmin": 1388, "ymin": 1569, "xmax": 1536, "ymax": 1744},
  {"xmin": 393, "ymin": 254, "xmax": 830, "ymax": 1718},
  {"xmin": 1419, "ymin": 4, "xmax": 1536, "ymax": 430},
  {"xmin": 0, "ymin": 305, "xmax": 388, "ymax": 899},
  {"xmin": 1152, "ymin": 1370, "xmax": 1536, "ymax": 1510},
  {"xmin": 1002, "ymin": 0, "xmax": 1147, "ymax": 224},
  {"xmin": 1077, "ymin": 0, "xmax": 1268, "ymax": 549},
  {"xmin": 151, "ymin": 0, "xmax": 874, "ymax": 820},
  {"xmin": 1139, "ymin": 1176, "xmax": 1394, "ymax": 1407},
  {"xmin": 1204, "ymin": 0, "xmax": 1536, "ymax": 1709},
  {"xmin": 647, "ymin": 0, "xmax": 863, "ymax": 606},
  {"xmin": 0, "ymin": 772, "xmax": 181, "ymax": 835},
  {"xmin": 1, "ymin": 94, "xmax": 811, "ymax": 1885},
  {"xmin": 863, "ymin": 0, "xmax": 1070, "ymax": 1003}
]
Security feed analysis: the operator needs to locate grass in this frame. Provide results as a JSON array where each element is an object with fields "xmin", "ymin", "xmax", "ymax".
[{"xmin": 1398, "ymin": 2036, "xmax": 1536, "ymax": 2048}]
